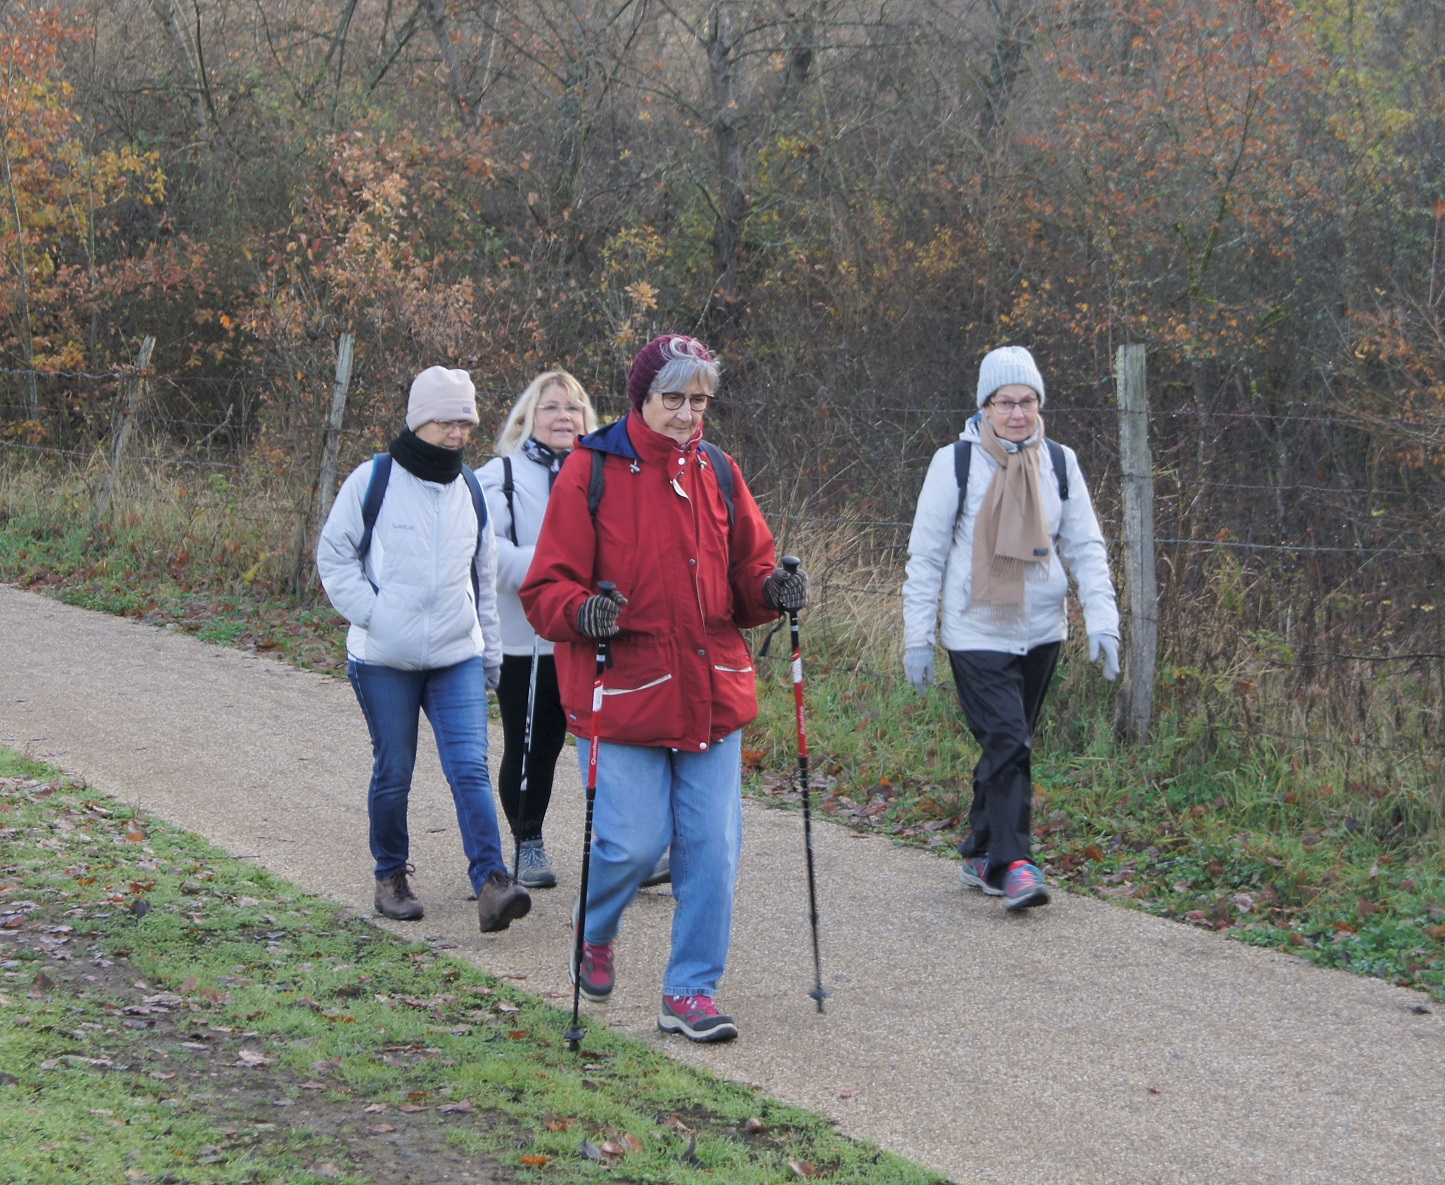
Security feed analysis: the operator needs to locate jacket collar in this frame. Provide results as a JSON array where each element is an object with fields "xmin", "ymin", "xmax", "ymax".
[{"xmin": 580, "ymin": 411, "xmax": 701, "ymax": 465}]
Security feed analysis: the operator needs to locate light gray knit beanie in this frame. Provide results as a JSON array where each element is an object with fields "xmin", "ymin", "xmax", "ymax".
[
  {"xmin": 976, "ymin": 346, "xmax": 1046, "ymax": 408},
  {"xmin": 406, "ymin": 367, "xmax": 479, "ymax": 431}
]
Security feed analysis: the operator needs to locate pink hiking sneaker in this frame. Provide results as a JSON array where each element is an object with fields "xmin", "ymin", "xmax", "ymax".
[{"xmin": 658, "ymin": 994, "xmax": 738, "ymax": 1043}]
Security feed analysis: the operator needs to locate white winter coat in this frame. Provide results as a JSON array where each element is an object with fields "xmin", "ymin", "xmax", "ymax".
[
  {"xmin": 903, "ymin": 415, "xmax": 1119, "ymax": 654},
  {"xmin": 478, "ymin": 450, "xmax": 557, "ymax": 658},
  {"xmin": 316, "ymin": 457, "xmax": 502, "ymax": 675}
]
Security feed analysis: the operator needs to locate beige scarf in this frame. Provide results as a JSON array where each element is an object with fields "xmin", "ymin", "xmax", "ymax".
[{"xmin": 971, "ymin": 414, "xmax": 1051, "ymax": 620}]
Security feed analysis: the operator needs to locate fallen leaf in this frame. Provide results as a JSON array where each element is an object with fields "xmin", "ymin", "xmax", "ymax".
[
  {"xmin": 520, "ymin": 1155, "xmax": 550, "ymax": 1166},
  {"xmin": 363, "ymin": 1103, "xmax": 387, "ymax": 1114},
  {"xmin": 438, "ymin": 1100, "xmax": 474, "ymax": 1114},
  {"xmin": 236, "ymin": 1050, "xmax": 268, "ymax": 1067},
  {"xmin": 368, "ymin": 1123, "xmax": 396, "ymax": 1134},
  {"xmin": 789, "ymin": 1159, "xmax": 819, "ymax": 1178},
  {"xmin": 579, "ymin": 1138, "xmax": 606, "ymax": 1162},
  {"xmin": 837, "ymin": 1086, "xmax": 858, "ymax": 1099},
  {"xmin": 742, "ymin": 1117, "xmax": 767, "ymax": 1133}
]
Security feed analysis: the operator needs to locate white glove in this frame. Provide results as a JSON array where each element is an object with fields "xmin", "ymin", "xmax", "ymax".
[
  {"xmin": 1089, "ymin": 633, "xmax": 1120, "ymax": 681},
  {"xmin": 904, "ymin": 646, "xmax": 935, "ymax": 692}
]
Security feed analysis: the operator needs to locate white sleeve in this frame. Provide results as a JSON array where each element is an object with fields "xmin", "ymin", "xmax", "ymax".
[
  {"xmin": 902, "ymin": 446, "xmax": 960, "ymax": 650},
  {"xmin": 1054, "ymin": 447, "xmax": 1120, "ymax": 638},
  {"xmin": 316, "ymin": 463, "xmax": 378, "ymax": 630}
]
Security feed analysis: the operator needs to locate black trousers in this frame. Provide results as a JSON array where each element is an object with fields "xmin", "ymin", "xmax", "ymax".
[
  {"xmin": 495, "ymin": 652, "xmax": 570, "ymax": 843},
  {"xmin": 948, "ymin": 642, "xmax": 1061, "ymax": 881}
]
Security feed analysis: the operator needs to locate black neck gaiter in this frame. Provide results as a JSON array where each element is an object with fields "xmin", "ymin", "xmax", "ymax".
[{"xmin": 389, "ymin": 428, "xmax": 464, "ymax": 484}]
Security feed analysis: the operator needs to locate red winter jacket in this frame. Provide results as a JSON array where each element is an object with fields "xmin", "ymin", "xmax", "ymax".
[{"xmin": 520, "ymin": 412, "xmax": 780, "ymax": 751}]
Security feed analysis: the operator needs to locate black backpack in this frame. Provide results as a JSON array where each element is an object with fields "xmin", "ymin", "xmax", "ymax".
[{"xmin": 953, "ymin": 438, "xmax": 1067, "ymax": 531}]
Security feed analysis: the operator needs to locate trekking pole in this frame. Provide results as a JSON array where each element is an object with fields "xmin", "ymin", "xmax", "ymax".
[
  {"xmin": 511, "ymin": 634, "xmax": 542, "ymax": 881},
  {"xmin": 781, "ymin": 556, "xmax": 827, "ymax": 1013},
  {"xmin": 565, "ymin": 581, "xmax": 615, "ymax": 1051}
]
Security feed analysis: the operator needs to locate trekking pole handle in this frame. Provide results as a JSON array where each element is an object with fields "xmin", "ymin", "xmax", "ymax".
[
  {"xmin": 598, "ymin": 579, "xmax": 617, "ymax": 596},
  {"xmin": 781, "ymin": 555, "xmax": 800, "ymax": 575}
]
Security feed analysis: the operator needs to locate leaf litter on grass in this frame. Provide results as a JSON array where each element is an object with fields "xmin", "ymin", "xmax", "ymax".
[{"xmin": 0, "ymin": 759, "xmax": 948, "ymax": 1185}]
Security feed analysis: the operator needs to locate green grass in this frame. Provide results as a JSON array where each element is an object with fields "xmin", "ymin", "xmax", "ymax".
[{"xmin": 0, "ymin": 750, "xmax": 945, "ymax": 1185}]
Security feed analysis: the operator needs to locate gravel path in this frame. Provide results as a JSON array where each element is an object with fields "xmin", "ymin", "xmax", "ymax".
[{"xmin": 2, "ymin": 584, "xmax": 1440, "ymax": 1184}]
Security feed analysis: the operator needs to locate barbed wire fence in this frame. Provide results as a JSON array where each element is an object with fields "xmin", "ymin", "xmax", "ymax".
[{"xmin": 2, "ymin": 342, "xmax": 1442, "ymax": 775}]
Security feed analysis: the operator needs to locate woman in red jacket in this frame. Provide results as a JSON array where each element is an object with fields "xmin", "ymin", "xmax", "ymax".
[{"xmin": 520, "ymin": 334, "xmax": 807, "ymax": 1043}]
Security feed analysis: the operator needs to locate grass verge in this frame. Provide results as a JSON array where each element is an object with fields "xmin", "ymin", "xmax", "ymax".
[{"xmin": 0, "ymin": 750, "xmax": 944, "ymax": 1185}]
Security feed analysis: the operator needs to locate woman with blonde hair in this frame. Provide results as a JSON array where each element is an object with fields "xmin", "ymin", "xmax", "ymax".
[{"xmin": 479, "ymin": 370, "xmax": 598, "ymax": 888}]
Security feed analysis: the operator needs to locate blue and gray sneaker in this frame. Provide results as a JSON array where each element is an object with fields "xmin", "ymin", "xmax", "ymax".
[{"xmin": 959, "ymin": 855, "xmax": 1004, "ymax": 896}]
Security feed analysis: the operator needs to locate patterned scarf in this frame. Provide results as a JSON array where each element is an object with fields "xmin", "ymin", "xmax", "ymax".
[
  {"xmin": 970, "ymin": 414, "xmax": 1051, "ymax": 621},
  {"xmin": 522, "ymin": 436, "xmax": 569, "ymax": 488}
]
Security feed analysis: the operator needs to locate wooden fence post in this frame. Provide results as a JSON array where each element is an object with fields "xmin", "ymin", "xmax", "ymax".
[
  {"xmin": 313, "ymin": 333, "xmax": 355, "ymax": 548},
  {"xmin": 1113, "ymin": 343, "xmax": 1158, "ymax": 743},
  {"xmin": 290, "ymin": 333, "xmax": 355, "ymax": 593},
  {"xmin": 93, "ymin": 335, "xmax": 156, "ymax": 530}
]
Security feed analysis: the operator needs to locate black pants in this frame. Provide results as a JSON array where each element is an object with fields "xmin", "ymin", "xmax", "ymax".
[
  {"xmin": 495, "ymin": 652, "xmax": 570, "ymax": 843},
  {"xmin": 948, "ymin": 642, "xmax": 1061, "ymax": 882}
]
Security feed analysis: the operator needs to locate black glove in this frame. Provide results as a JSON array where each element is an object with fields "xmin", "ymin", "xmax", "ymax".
[
  {"xmin": 575, "ymin": 588, "xmax": 627, "ymax": 638},
  {"xmin": 763, "ymin": 567, "xmax": 809, "ymax": 612}
]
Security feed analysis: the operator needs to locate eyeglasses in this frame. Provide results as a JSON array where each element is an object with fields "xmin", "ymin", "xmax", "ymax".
[
  {"xmin": 658, "ymin": 391, "xmax": 713, "ymax": 412},
  {"xmin": 988, "ymin": 396, "xmax": 1039, "ymax": 415},
  {"xmin": 432, "ymin": 419, "xmax": 474, "ymax": 435},
  {"xmin": 536, "ymin": 402, "xmax": 586, "ymax": 417}
]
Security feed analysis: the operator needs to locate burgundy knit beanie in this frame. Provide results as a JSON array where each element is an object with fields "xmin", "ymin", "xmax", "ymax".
[{"xmin": 625, "ymin": 335, "xmax": 713, "ymax": 410}]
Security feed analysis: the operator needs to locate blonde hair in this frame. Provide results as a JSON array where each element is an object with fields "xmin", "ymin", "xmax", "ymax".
[{"xmin": 492, "ymin": 369, "xmax": 598, "ymax": 456}]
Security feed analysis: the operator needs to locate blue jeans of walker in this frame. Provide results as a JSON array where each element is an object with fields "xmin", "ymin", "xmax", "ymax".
[
  {"xmin": 348, "ymin": 656, "xmax": 505, "ymax": 896},
  {"xmin": 576, "ymin": 731, "xmax": 743, "ymax": 999}
]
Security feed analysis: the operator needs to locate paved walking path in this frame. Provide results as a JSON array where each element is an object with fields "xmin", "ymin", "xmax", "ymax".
[{"xmin": 2, "ymin": 584, "xmax": 1441, "ymax": 1184}]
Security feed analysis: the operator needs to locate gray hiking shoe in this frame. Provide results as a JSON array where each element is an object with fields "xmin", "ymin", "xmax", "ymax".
[
  {"xmin": 476, "ymin": 870, "xmax": 532, "ymax": 933},
  {"xmin": 640, "ymin": 849, "xmax": 671, "ymax": 888},
  {"xmin": 516, "ymin": 837, "xmax": 557, "ymax": 889},
  {"xmin": 374, "ymin": 866, "xmax": 424, "ymax": 921}
]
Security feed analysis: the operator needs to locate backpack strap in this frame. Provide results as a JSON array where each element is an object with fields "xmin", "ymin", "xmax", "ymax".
[
  {"xmin": 587, "ymin": 449, "xmax": 607, "ymax": 518},
  {"xmin": 588, "ymin": 442, "xmax": 735, "ymax": 529},
  {"xmin": 501, "ymin": 456, "xmax": 518, "ymax": 545},
  {"xmin": 358, "ymin": 453, "xmax": 392, "ymax": 571},
  {"xmin": 460, "ymin": 464, "xmax": 488, "ymax": 609},
  {"xmin": 698, "ymin": 440, "xmax": 736, "ymax": 529},
  {"xmin": 952, "ymin": 440, "xmax": 972, "ymax": 534},
  {"xmin": 953, "ymin": 437, "xmax": 1068, "ymax": 533},
  {"xmin": 1046, "ymin": 439, "xmax": 1068, "ymax": 502}
]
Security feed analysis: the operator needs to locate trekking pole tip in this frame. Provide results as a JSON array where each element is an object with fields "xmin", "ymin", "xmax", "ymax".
[
  {"xmin": 564, "ymin": 1022, "xmax": 585, "ymax": 1050},
  {"xmin": 809, "ymin": 985, "xmax": 828, "ymax": 1013}
]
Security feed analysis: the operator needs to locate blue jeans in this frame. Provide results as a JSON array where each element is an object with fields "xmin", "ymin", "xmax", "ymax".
[
  {"xmin": 576, "ymin": 731, "xmax": 743, "ymax": 999},
  {"xmin": 348, "ymin": 657, "xmax": 505, "ymax": 895}
]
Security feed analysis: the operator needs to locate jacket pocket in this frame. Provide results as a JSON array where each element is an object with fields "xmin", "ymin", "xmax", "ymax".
[{"xmin": 596, "ymin": 672, "xmax": 677, "ymax": 745}]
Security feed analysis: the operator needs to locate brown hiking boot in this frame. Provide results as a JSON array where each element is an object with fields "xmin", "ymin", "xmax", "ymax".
[
  {"xmin": 476, "ymin": 870, "xmax": 531, "ymax": 933},
  {"xmin": 374, "ymin": 867, "xmax": 424, "ymax": 920}
]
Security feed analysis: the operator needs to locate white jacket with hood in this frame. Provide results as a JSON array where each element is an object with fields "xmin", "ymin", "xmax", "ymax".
[
  {"xmin": 478, "ymin": 449, "xmax": 557, "ymax": 658},
  {"xmin": 903, "ymin": 414, "xmax": 1118, "ymax": 654},
  {"xmin": 317, "ymin": 457, "xmax": 502, "ymax": 676}
]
